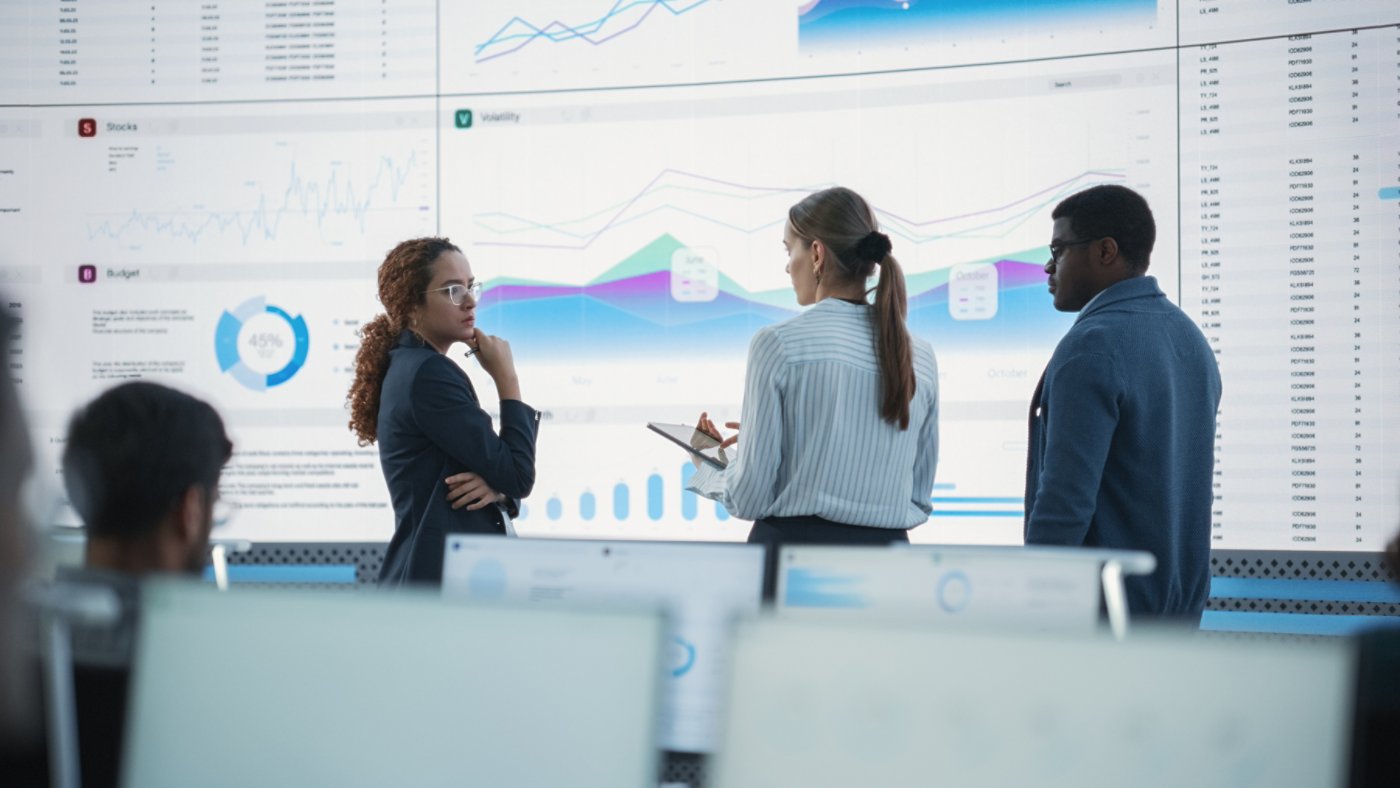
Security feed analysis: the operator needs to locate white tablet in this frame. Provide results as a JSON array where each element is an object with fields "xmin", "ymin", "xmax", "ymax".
[{"xmin": 647, "ymin": 421, "xmax": 729, "ymax": 469}]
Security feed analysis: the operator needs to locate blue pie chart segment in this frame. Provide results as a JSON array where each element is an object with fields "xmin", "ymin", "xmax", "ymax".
[{"xmin": 215, "ymin": 297, "xmax": 309, "ymax": 392}]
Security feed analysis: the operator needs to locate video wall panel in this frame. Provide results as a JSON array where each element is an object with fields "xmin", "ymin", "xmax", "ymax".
[{"xmin": 4, "ymin": 1, "xmax": 1397, "ymax": 548}]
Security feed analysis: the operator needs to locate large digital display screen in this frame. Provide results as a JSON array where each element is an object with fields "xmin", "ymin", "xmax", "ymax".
[{"xmin": 3, "ymin": 1, "xmax": 1396, "ymax": 550}]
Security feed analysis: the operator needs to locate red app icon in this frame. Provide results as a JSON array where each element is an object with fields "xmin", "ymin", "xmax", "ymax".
[
  {"xmin": 78, "ymin": 265, "xmax": 97, "ymax": 283},
  {"xmin": 78, "ymin": 118, "xmax": 96, "ymax": 137}
]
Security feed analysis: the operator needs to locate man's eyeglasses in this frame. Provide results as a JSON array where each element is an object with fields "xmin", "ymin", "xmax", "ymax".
[
  {"xmin": 1048, "ymin": 238, "xmax": 1096, "ymax": 264},
  {"xmin": 425, "ymin": 282, "xmax": 483, "ymax": 306}
]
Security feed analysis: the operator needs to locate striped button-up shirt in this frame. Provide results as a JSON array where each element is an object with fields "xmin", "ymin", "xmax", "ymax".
[{"xmin": 689, "ymin": 298, "xmax": 939, "ymax": 529}]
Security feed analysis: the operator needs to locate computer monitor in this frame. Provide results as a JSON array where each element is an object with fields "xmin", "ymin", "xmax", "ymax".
[
  {"xmin": 776, "ymin": 544, "xmax": 1127, "ymax": 633},
  {"xmin": 712, "ymin": 618, "xmax": 1355, "ymax": 788},
  {"xmin": 1352, "ymin": 626, "xmax": 1400, "ymax": 787},
  {"xmin": 122, "ymin": 580, "xmax": 666, "ymax": 788},
  {"xmin": 441, "ymin": 537, "xmax": 764, "ymax": 753}
]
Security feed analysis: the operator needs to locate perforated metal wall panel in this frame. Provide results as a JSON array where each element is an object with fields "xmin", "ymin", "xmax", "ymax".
[
  {"xmin": 235, "ymin": 544, "xmax": 1400, "ymax": 592},
  {"xmin": 1203, "ymin": 550, "xmax": 1400, "ymax": 637},
  {"xmin": 1211, "ymin": 550, "xmax": 1395, "ymax": 582},
  {"xmin": 231, "ymin": 542, "xmax": 385, "ymax": 588},
  {"xmin": 661, "ymin": 753, "xmax": 706, "ymax": 787}
]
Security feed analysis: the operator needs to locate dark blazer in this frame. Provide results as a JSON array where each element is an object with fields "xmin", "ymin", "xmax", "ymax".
[
  {"xmin": 1024, "ymin": 276, "xmax": 1221, "ymax": 619},
  {"xmin": 377, "ymin": 331, "xmax": 539, "ymax": 585}
]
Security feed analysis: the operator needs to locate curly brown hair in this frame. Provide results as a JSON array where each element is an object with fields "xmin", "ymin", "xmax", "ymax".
[{"xmin": 347, "ymin": 237, "xmax": 461, "ymax": 445}]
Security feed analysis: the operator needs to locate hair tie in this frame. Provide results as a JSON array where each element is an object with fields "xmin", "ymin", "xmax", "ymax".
[{"xmin": 856, "ymin": 231, "xmax": 892, "ymax": 262}]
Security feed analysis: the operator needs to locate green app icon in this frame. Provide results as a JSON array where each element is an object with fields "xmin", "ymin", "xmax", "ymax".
[{"xmin": 454, "ymin": 109, "xmax": 473, "ymax": 129}]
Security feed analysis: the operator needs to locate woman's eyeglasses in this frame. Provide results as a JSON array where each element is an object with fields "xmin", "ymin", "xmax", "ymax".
[{"xmin": 425, "ymin": 283, "xmax": 483, "ymax": 305}]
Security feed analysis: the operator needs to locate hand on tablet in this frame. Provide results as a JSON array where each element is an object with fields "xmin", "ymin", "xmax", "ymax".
[
  {"xmin": 719, "ymin": 423, "xmax": 739, "ymax": 449},
  {"xmin": 697, "ymin": 412, "xmax": 740, "ymax": 449}
]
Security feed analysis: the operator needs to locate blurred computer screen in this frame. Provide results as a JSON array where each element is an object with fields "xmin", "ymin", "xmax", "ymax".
[
  {"xmin": 122, "ymin": 580, "xmax": 666, "ymax": 788},
  {"xmin": 442, "ymin": 536, "xmax": 763, "ymax": 753},
  {"xmin": 713, "ymin": 617, "xmax": 1354, "ymax": 788},
  {"xmin": 776, "ymin": 544, "xmax": 1111, "ymax": 632}
]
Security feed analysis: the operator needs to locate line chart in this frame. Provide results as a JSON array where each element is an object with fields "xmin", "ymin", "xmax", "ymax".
[
  {"xmin": 85, "ymin": 150, "xmax": 425, "ymax": 248},
  {"xmin": 472, "ymin": 168, "xmax": 1126, "ymax": 251},
  {"xmin": 475, "ymin": 0, "xmax": 713, "ymax": 64}
]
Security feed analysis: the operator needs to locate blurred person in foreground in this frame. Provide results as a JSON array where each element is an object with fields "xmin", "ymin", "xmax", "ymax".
[
  {"xmin": 56, "ymin": 379, "xmax": 233, "ymax": 787},
  {"xmin": 0, "ymin": 305, "xmax": 42, "ymax": 784}
]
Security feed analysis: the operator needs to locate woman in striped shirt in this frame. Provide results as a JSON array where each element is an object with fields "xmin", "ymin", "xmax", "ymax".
[{"xmin": 688, "ymin": 187, "xmax": 940, "ymax": 595}]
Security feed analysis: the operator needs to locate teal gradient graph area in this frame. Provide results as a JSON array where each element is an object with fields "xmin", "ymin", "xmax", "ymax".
[
  {"xmin": 799, "ymin": 0, "xmax": 1158, "ymax": 50},
  {"xmin": 472, "ymin": 168, "xmax": 1108, "ymax": 358},
  {"xmin": 475, "ymin": 233, "xmax": 794, "ymax": 359},
  {"xmin": 475, "ymin": 234, "xmax": 1073, "ymax": 359}
]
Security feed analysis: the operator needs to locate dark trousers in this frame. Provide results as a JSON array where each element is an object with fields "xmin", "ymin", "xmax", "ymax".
[{"xmin": 748, "ymin": 515, "xmax": 910, "ymax": 602}]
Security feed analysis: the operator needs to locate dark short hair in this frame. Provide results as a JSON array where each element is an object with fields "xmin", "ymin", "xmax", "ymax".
[
  {"xmin": 62, "ymin": 382, "xmax": 232, "ymax": 540},
  {"xmin": 1051, "ymin": 184, "xmax": 1156, "ymax": 273}
]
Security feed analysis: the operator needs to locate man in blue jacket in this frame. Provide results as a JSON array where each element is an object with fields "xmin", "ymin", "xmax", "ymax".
[{"xmin": 1025, "ymin": 185, "xmax": 1222, "ymax": 620}]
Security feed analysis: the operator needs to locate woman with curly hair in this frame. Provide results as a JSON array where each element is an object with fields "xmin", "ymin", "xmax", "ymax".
[{"xmin": 348, "ymin": 238, "xmax": 539, "ymax": 585}]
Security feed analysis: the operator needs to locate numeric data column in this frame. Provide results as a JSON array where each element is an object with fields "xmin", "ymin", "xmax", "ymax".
[{"xmin": 1181, "ymin": 26, "xmax": 1400, "ymax": 550}]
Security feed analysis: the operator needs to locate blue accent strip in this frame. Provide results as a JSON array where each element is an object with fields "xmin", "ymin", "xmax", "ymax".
[
  {"xmin": 1379, "ymin": 187, "xmax": 1400, "ymax": 200},
  {"xmin": 929, "ymin": 510, "xmax": 1023, "ymax": 518},
  {"xmin": 783, "ymin": 568, "xmax": 867, "ymax": 609},
  {"xmin": 932, "ymin": 496, "xmax": 1024, "ymax": 504},
  {"xmin": 1200, "ymin": 611, "xmax": 1397, "ymax": 637},
  {"xmin": 202, "ymin": 564, "xmax": 357, "ymax": 584},
  {"xmin": 1211, "ymin": 578, "xmax": 1400, "ymax": 604}
]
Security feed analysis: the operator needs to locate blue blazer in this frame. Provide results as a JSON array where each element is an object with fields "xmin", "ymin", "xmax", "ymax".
[
  {"xmin": 1024, "ymin": 276, "xmax": 1221, "ymax": 619},
  {"xmin": 376, "ymin": 331, "xmax": 539, "ymax": 585}
]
